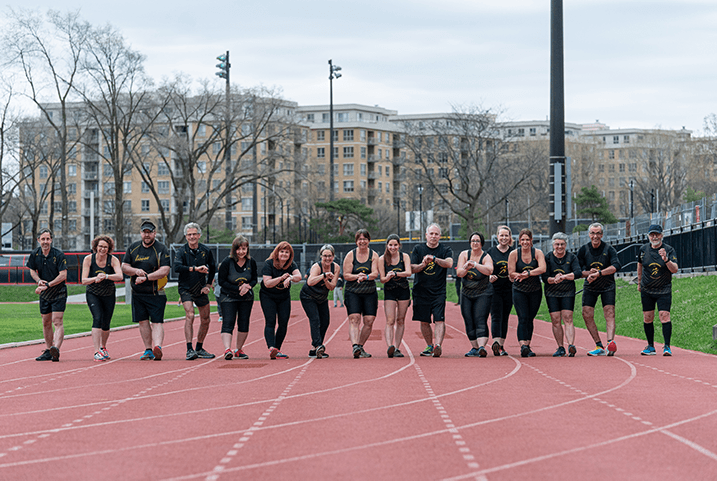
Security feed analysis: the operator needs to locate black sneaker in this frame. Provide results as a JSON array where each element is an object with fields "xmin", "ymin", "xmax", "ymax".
[
  {"xmin": 49, "ymin": 346, "xmax": 60, "ymax": 362},
  {"xmin": 568, "ymin": 345, "xmax": 577, "ymax": 357},
  {"xmin": 308, "ymin": 349, "xmax": 317, "ymax": 358},
  {"xmin": 359, "ymin": 347, "xmax": 372, "ymax": 358},
  {"xmin": 521, "ymin": 345, "xmax": 535, "ymax": 358},
  {"xmin": 196, "ymin": 348, "xmax": 215, "ymax": 359},
  {"xmin": 36, "ymin": 349, "xmax": 52, "ymax": 361},
  {"xmin": 477, "ymin": 346, "xmax": 487, "ymax": 357},
  {"xmin": 491, "ymin": 341, "xmax": 501, "ymax": 357},
  {"xmin": 186, "ymin": 348, "xmax": 199, "ymax": 360},
  {"xmin": 353, "ymin": 344, "xmax": 362, "ymax": 359},
  {"xmin": 394, "ymin": 349, "xmax": 404, "ymax": 358},
  {"xmin": 553, "ymin": 346, "xmax": 566, "ymax": 357},
  {"xmin": 387, "ymin": 345, "xmax": 396, "ymax": 358}
]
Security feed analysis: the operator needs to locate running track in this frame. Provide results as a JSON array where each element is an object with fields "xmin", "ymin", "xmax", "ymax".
[{"xmin": 1, "ymin": 302, "xmax": 716, "ymax": 480}]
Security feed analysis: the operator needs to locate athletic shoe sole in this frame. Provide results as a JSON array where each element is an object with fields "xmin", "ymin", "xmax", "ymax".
[
  {"xmin": 607, "ymin": 341, "xmax": 617, "ymax": 357},
  {"xmin": 224, "ymin": 350, "xmax": 233, "ymax": 360},
  {"xmin": 387, "ymin": 345, "xmax": 395, "ymax": 358},
  {"xmin": 568, "ymin": 345, "xmax": 577, "ymax": 357},
  {"xmin": 478, "ymin": 347, "xmax": 487, "ymax": 357},
  {"xmin": 491, "ymin": 342, "xmax": 501, "ymax": 357},
  {"xmin": 316, "ymin": 345, "xmax": 325, "ymax": 359},
  {"xmin": 270, "ymin": 348, "xmax": 279, "ymax": 360},
  {"xmin": 353, "ymin": 346, "xmax": 362, "ymax": 359},
  {"xmin": 49, "ymin": 346, "xmax": 60, "ymax": 362},
  {"xmin": 152, "ymin": 346, "xmax": 163, "ymax": 361},
  {"xmin": 433, "ymin": 345, "xmax": 442, "ymax": 358}
]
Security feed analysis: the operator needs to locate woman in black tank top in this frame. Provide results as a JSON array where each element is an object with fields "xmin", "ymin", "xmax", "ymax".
[
  {"xmin": 81, "ymin": 235, "xmax": 123, "ymax": 361},
  {"xmin": 300, "ymin": 244, "xmax": 340, "ymax": 358},
  {"xmin": 342, "ymin": 229, "xmax": 379, "ymax": 358},
  {"xmin": 508, "ymin": 228, "xmax": 546, "ymax": 357},
  {"xmin": 487, "ymin": 225, "xmax": 514, "ymax": 356},
  {"xmin": 457, "ymin": 232, "xmax": 494, "ymax": 357},
  {"xmin": 378, "ymin": 234, "xmax": 411, "ymax": 358}
]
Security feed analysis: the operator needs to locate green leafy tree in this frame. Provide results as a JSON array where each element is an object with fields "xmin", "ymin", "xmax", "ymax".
[
  {"xmin": 683, "ymin": 187, "xmax": 705, "ymax": 203},
  {"xmin": 313, "ymin": 199, "xmax": 375, "ymax": 242},
  {"xmin": 575, "ymin": 185, "xmax": 617, "ymax": 225}
]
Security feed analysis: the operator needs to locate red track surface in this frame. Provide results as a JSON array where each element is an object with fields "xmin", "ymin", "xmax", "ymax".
[{"xmin": 1, "ymin": 302, "xmax": 717, "ymax": 480}]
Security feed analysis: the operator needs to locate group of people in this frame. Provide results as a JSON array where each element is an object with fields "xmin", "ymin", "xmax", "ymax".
[{"xmin": 26, "ymin": 219, "xmax": 678, "ymax": 362}]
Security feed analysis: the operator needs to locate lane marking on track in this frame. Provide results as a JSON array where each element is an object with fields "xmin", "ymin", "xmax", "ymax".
[{"xmin": 632, "ymin": 360, "xmax": 717, "ymax": 389}]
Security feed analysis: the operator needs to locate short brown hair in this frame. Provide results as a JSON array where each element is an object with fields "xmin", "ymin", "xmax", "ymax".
[
  {"xmin": 230, "ymin": 235, "xmax": 250, "ymax": 261},
  {"xmin": 518, "ymin": 228, "xmax": 533, "ymax": 241},
  {"xmin": 91, "ymin": 235, "xmax": 115, "ymax": 253},
  {"xmin": 355, "ymin": 228, "xmax": 371, "ymax": 242}
]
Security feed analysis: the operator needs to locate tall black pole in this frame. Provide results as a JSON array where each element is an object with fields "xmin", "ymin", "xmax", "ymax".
[
  {"xmin": 222, "ymin": 51, "xmax": 232, "ymax": 232},
  {"xmin": 329, "ymin": 60, "xmax": 335, "ymax": 202},
  {"xmin": 549, "ymin": 0, "xmax": 566, "ymax": 236}
]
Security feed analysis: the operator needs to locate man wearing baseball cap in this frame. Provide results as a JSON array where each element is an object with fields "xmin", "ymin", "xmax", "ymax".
[
  {"xmin": 122, "ymin": 220, "xmax": 171, "ymax": 360},
  {"xmin": 637, "ymin": 224, "xmax": 679, "ymax": 356}
]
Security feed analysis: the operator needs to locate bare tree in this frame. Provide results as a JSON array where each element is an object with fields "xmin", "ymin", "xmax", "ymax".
[
  {"xmin": 0, "ymin": 81, "xmax": 21, "ymax": 241},
  {"xmin": 633, "ymin": 130, "xmax": 690, "ymax": 213},
  {"xmin": 400, "ymin": 106, "xmax": 544, "ymax": 234},
  {"xmin": 3, "ymin": 8, "xmax": 90, "ymax": 249}
]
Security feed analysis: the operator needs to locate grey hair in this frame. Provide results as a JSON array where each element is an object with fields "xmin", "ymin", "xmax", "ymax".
[
  {"xmin": 588, "ymin": 222, "xmax": 604, "ymax": 234},
  {"xmin": 37, "ymin": 228, "xmax": 53, "ymax": 239},
  {"xmin": 183, "ymin": 222, "xmax": 202, "ymax": 236},
  {"xmin": 319, "ymin": 244, "xmax": 335, "ymax": 256},
  {"xmin": 552, "ymin": 232, "xmax": 569, "ymax": 243},
  {"xmin": 426, "ymin": 222, "xmax": 442, "ymax": 234}
]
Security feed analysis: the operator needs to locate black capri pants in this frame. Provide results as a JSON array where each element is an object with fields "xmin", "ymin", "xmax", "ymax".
[
  {"xmin": 221, "ymin": 299, "xmax": 254, "ymax": 334},
  {"xmin": 513, "ymin": 288, "xmax": 542, "ymax": 342},
  {"xmin": 260, "ymin": 293, "xmax": 292, "ymax": 350},
  {"xmin": 301, "ymin": 297, "xmax": 331, "ymax": 348},
  {"xmin": 490, "ymin": 288, "xmax": 512, "ymax": 340},
  {"xmin": 87, "ymin": 292, "xmax": 116, "ymax": 331},
  {"xmin": 461, "ymin": 294, "xmax": 492, "ymax": 341}
]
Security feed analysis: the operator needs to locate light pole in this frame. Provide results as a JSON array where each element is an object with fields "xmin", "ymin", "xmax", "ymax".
[
  {"xmin": 328, "ymin": 60, "xmax": 341, "ymax": 202},
  {"xmin": 629, "ymin": 180, "xmax": 634, "ymax": 219},
  {"xmin": 215, "ymin": 51, "xmax": 232, "ymax": 231},
  {"xmin": 418, "ymin": 184, "xmax": 424, "ymax": 235}
]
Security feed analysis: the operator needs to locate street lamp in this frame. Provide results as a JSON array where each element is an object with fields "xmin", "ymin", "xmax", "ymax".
[
  {"xmin": 328, "ymin": 59, "xmax": 341, "ymax": 202},
  {"xmin": 215, "ymin": 51, "xmax": 232, "ymax": 231},
  {"xmin": 629, "ymin": 180, "xmax": 634, "ymax": 220},
  {"xmin": 417, "ymin": 184, "xmax": 424, "ymax": 235}
]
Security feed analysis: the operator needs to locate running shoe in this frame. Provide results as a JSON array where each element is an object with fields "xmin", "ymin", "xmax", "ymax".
[
  {"xmin": 641, "ymin": 345, "xmax": 656, "ymax": 356},
  {"xmin": 387, "ymin": 345, "xmax": 396, "ymax": 358},
  {"xmin": 270, "ymin": 347, "xmax": 279, "ymax": 359},
  {"xmin": 308, "ymin": 349, "xmax": 317, "ymax": 358},
  {"xmin": 275, "ymin": 351, "xmax": 289, "ymax": 359},
  {"xmin": 607, "ymin": 340, "xmax": 617, "ymax": 357},
  {"xmin": 359, "ymin": 347, "xmax": 372, "ymax": 358},
  {"xmin": 568, "ymin": 345, "xmax": 577, "ymax": 357},
  {"xmin": 224, "ymin": 348, "xmax": 233, "ymax": 360},
  {"xmin": 140, "ymin": 349, "xmax": 155, "ymax": 360},
  {"xmin": 477, "ymin": 346, "xmax": 487, "ymax": 358},
  {"xmin": 353, "ymin": 345, "xmax": 362, "ymax": 358},
  {"xmin": 152, "ymin": 345, "xmax": 162, "ymax": 361},
  {"xmin": 433, "ymin": 344, "xmax": 442, "ymax": 358},
  {"xmin": 36, "ymin": 349, "xmax": 52, "ymax": 361},
  {"xmin": 420, "ymin": 345, "xmax": 434, "ymax": 357},
  {"xmin": 553, "ymin": 346, "xmax": 566, "ymax": 357},
  {"xmin": 49, "ymin": 346, "xmax": 60, "ymax": 362},
  {"xmin": 491, "ymin": 341, "xmax": 501, "ymax": 357},
  {"xmin": 316, "ymin": 345, "xmax": 326, "ymax": 359},
  {"xmin": 94, "ymin": 351, "xmax": 106, "ymax": 362},
  {"xmin": 186, "ymin": 348, "xmax": 199, "ymax": 360},
  {"xmin": 499, "ymin": 347, "xmax": 509, "ymax": 357},
  {"xmin": 196, "ymin": 348, "xmax": 215, "ymax": 359},
  {"xmin": 217, "ymin": 316, "xmax": 223, "ymax": 323},
  {"xmin": 663, "ymin": 345, "xmax": 672, "ymax": 357},
  {"xmin": 465, "ymin": 348, "xmax": 479, "ymax": 357},
  {"xmin": 101, "ymin": 347, "xmax": 110, "ymax": 359},
  {"xmin": 394, "ymin": 349, "xmax": 404, "ymax": 358},
  {"xmin": 587, "ymin": 346, "xmax": 606, "ymax": 356},
  {"xmin": 520, "ymin": 345, "xmax": 536, "ymax": 358},
  {"xmin": 234, "ymin": 349, "xmax": 248, "ymax": 360}
]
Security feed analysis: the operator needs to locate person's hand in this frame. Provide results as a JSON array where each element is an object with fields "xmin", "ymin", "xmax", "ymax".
[{"xmin": 195, "ymin": 265, "xmax": 209, "ymax": 274}]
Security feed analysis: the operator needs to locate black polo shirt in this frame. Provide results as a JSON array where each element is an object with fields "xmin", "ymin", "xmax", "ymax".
[{"xmin": 26, "ymin": 246, "xmax": 67, "ymax": 300}]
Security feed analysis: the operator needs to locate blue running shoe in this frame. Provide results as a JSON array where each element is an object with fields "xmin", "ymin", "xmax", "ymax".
[
  {"xmin": 663, "ymin": 345, "xmax": 672, "ymax": 356},
  {"xmin": 587, "ymin": 346, "xmax": 606, "ymax": 356},
  {"xmin": 641, "ymin": 345, "xmax": 656, "ymax": 356},
  {"xmin": 553, "ymin": 346, "xmax": 566, "ymax": 357},
  {"xmin": 420, "ymin": 345, "xmax": 434, "ymax": 357},
  {"xmin": 465, "ymin": 348, "xmax": 479, "ymax": 357},
  {"xmin": 140, "ymin": 349, "xmax": 155, "ymax": 360}
]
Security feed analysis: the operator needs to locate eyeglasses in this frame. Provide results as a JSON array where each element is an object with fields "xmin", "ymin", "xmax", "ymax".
[{"xmin": 470, "ymin": 240, "xmax": 481, "ymax": 244}]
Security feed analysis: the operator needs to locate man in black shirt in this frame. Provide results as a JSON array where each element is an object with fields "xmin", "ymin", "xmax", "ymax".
[
  {"xmin": 122, "ymin": 221, "xmax": 171, "ymax": 360},
  {"xmin": 411, "ymin": 223, "xmax": 453, "ymax": 358},
  {"xmin": 26, "ymin": 229, "xmax": 67, "ymax": 362},
  {"xmin": 577, "ymin": 223, "xmax": 621, "ymax": 357},
  {"xmin": 174, "ymin": 222, "xmax": 216, "ymax": 360},
  {"xmin": 637, "ymin": 224, "xmax": 678, "ymax": 356}
]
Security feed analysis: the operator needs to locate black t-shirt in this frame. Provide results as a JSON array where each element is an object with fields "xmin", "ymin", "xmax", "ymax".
[
  {"xmin": 218, "ymin": 256, "xmax": 258, "ymax": 301},
  {"xmin": 411, "ymin": 243, "xmax": 453, "ymax": 300},
  {"xmin": 260, "ymin": 259, "xmax": 299, "ymax": 300},
  {"xmin": 26, "ymin": 246, "xmax": 67, "ymax": 300},
  {"xmin": 542, "ymin": 251, "xmax": 582, "ymax": 298},
  {"xmin": 174, "ymin": 243, "xmax": 217, "ymax": 296},
  {"xmin": 577, "ymin": 241, "xmax": 621, "ymax": 293},
  {"xmin": 123, "ymin": 240, "xmax": 171, "ymax": 296},
  {"xmin": 638, "ymin": 242, "xmax": 677, "ymax": 295}
]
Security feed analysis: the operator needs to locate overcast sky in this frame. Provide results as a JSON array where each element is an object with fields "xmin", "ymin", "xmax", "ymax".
[{"xmin": 4, "ymin": 0, "xmax": 717, "ymax": 133}]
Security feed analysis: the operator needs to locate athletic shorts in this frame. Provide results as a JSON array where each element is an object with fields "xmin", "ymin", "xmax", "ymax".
[
  {"xmin": 582, "ymin": 288, "xmax": 616, "ymax": 308},
  {"xmin": 179, "ymin": 289, "xmax": 210, "ymax": 307},
  {"xmin": 39, "ymin": 296, "xmax": 67, "ymax": 315},
  {"xmin": 641, "ymin": 291, "xmax": 672, "ymax": 313},
  {"xmin": 545, "ymin": 295, "xmax": 575, "ymax": 313},
  {"xmin": 132, "ymin": 293, "xmax": 167, "ymax": 323},
  {"xmin": 413, "ymin": 297, "xmax": 446, "ymax": 324},
  {"xmin": 344, "ymin": 290, "xmax": 378, "ymax": 317},
  {"xmin": 384, "ymin": 286, "xmax": 410, "ymax": 302}
]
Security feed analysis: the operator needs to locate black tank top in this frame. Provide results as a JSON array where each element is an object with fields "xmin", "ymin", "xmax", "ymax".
[
  {"xmin": 300, "ymin": 263, "xmax": 338, "ymax": 302},
  {"xmin": 513, "ymin": 247, "xmax": 541, "ymax": 293},
  {"xmin": 86, "ymin": 254, "xmax": 116, "ymax": 297},
  {"xmin": 487, "ymin": 246, "xmax": 512, "ymax": 292},
  {"xmin": 345, "ymin": 248, "xmax": 377, "ymax": 294},
  {"xmin": 461, "ymin": 251, "xmax": 492, "ymax": 298},
  {"xmin": 383, "ymin": 254, "xmax": 409, "ymax": 291}
]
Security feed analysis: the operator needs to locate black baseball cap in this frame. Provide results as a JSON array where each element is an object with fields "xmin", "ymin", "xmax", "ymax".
[
  {"xmin": 647, "ymin": 224, "xmax": 662, "ymax": 234},
  {"xmin": 141, "ymin": 220, "xmax": 156, "ymax": 232}
]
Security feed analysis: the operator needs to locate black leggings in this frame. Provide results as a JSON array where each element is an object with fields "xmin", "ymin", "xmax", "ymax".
[
  {"xmin": 220, "ymin": 299, "xmax": 253, "ymax": 334},
  {"xmin": 87, "ymin": 292, "xmax": 115, "ymax": 331},
  {"xmin": 513, "ymin": 289, "xmax": 542, "ymax": 342},
  {"xmin": 260, "ymin": 293, "xmax": 291, "ymax": 349},
  {"xmin": 490, "ymin": 288, "xmax": 513, "ymax": 340},
  {"xmin": 300, "ymin": 297, "xmax": 330, "ymax": 348},
  {"xmin": 460, "ymin": 295, "xmax": 492, "ymax": 341}
]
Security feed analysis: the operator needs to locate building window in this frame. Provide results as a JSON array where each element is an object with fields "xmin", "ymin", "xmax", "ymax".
[
  {"xmin": 619, "ymin": 164, "xmax": 625, "ymax": 172},
  {"xmin": 360, "ymin": 130, "xmax": 366, "ymax": 141},
  {"xmin": 343, "ymin": 146, "xmax": 354, "ymax": 158},
  {"xmin": 360, "ymin": 180, "xmax": 366, "ymax": 190},
  {"xmin": 68, "ymin": 164, "xmax": 77, "ymax": 177},
  {"xmin": 317, "ymin": 147, "xmax": 325, "ymax": 158},
  {"xmin": 360, "ymin": 147, "xmax": 366, "ymax": 159},
  {"xmin": 158, "ymin": 163, "xmax": 170, "ymax": 176},
  {"xmin": 123, "ymin": 182, "xmax": 132, "ymax": 194},
  {"xmin": 306, "ymin": 113, "xmax": 314, "ymax": 123},
  {"xmin": 141, "ymin": 181, "xmax": 149, "ymax": 193},
  {"xmin": 598, "ymin": 164, "xmax": 605, "ymax": 172},
  {"xmin": 529, "ymin": 128, "xmax": 536, "ymax": 136},
  {"xmin": 337, "ymin": 112, "xmax": 349, "ymax": 122},
  {"xmin": 198, "ymin": 161, "xmax": 206, "ymax": 174},
  {"xmin": 624, "ymin": 135, "xmax": 630, "ymax": 143},
  {"xmin": 158, "ymin": 181, "xmax": 170, "ymax": 194},
  {"xmin": 378, "ymin": 165, "xmax": 382, "ymax": 175},
  {"xmin": 386, "ymin": 183, "xmax": 390, "ymax": 193},
  {"xmin": 68, "ymin": 183, "xmax": 76, "ymax": 195},
  {"xmin": 242, "ymin": 198, "xmax": 252, "ymax": 211},
  {"xmin": 318, "ymin": 164, "xmax": 326, "ymax": 175},
  {"xmin": 360, "ymin": 164, "xmax": 366, "ymax": 176},
  {"xmin": 343, "ymin": 129, "xmax": 354, "ymax": 141},
  {"xmin": 343, "ymin": 163, "xmax": 354, "ymax": 176},
  {"xmin": 343, "ymin": 180, "xmax": 354, "ymax": 192},
  {"xmin": 68, "ymin": 201, "xmax": 77, "ymax": 213},
  {"xmin": 332, "ymin": 147, "xmax": 338, "ymax": 159},
  {"xmin": 40, "ymin": 166, "xmax": 48, "ymax": 178},
  {"xmin": 613, "ymin": 136, "xmax": 619, "ymax": 144},
  {"xmin": 322, "ymin": 113, "xmax": 329, "ymax": 123},
  {"xmin": 160, "ymin": 199, "xmax": 170, "ymax": 212},
  {"xmin": 609, "ymin": 150, "xmax": 615, "ymax": 159},
  {"xmin": 332, "ymin": 130, "xmax": 339, "ymax": 141},
  {"xmin": 141, "ymin": 199, "xmax": 150, "ymax": 212}
]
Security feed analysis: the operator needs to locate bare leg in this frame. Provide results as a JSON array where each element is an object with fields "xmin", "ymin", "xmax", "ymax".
[
  {"xmin": 183, "ymin": 301, "xmax": 195, "ymax": 343},
  {"xmin": 604, "ymin": 305, "xmax": 616, "ymax": 340},
  {"xmin": 151, "ymin": 322, "xmax": 164, "ymax": 348},
  {"xmin": 420, "ymin": 321, "xmax": 434, "ymax": 346},
  {"xmin": 658, "ymin": 311, "xmax": 671, "ymax": 324},
  {"xmin": 434, "ymin": 321, "xmax": 446, "ymax": 346},
  {"xmin": 139, "ymin": 320, "xmax": 152, "ymax": 349},
  {"xmin": 562, "ymin": 310, "xmax": 575, "ymax": 345},
  {"xmin": 196, "ymin": 304, "xmax": 212, "ymax": 343},
  {"xmin": 358, "ymin": 316, "xmax": 375, "ymax": 345},
  {"xmin": 51, "ymin": 312, "xmax": 64, "ymax": 349},
  {"xmin": 384, "ymin": 300, "xmax": 397, "ymax": 347},
  {"xmin": 550, "ymin": 311, "xmax": 564, "ymax": 347},
  {"xmin": 235, "ymin": 331, "xmax": 249, "ymax": 350},
  {"xmin": 582, "ymin": 306, "xmax": 601, "ymax": 344},
  {"xmin": 221, "ymin": 332, "xmax": 233, "ymax": 351},
  {"xmin": 394, "ymin": 300, "xmax": 409, "ymax": 347},
  {"xmin": 348, "ymin": 314, "xmax": 362, "ymax": 345}
]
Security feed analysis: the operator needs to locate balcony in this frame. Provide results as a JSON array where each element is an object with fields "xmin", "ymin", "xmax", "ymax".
[
  {"xmin": 367, "ymin": 172, "xmax": 379, "ymax": 180},
  {"xmin": 367, "ymin": 155, "xmax": 379, "ymax": 163},
  {"xmin": 367, "ymin": 137, "xmax": 378, "ymax": 146},
  {"xmin": 83, "ymin": 191, "xmax": 100, "ymax": 199}
]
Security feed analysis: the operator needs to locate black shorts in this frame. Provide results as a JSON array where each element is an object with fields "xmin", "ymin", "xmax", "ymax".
[
  {"xmin": 413, "ymin": 297, "xmax": 446, "ymax": 324},
  {"xmin": 384, "ymin": 286, "xmax": 410, "ymax": 302},
  {"xmin": 545, "ymin": 295, "xmax": 575, "ymax": 313},
  {"xmin": 582, "ymin": 288, "xmax": 616, "ymax": 308},
  {"xmin": 345, "ymin": 290, "xmax": 378, "ymax": 317},
  {"xmin": 39, "ymin": 296, "xmax": 67, "ymax": 315},
  {"xmin": 641, "ymin": 291, "xmax": 672, "ymax": 313},
  {"xmin": 132, "ymin": 293, "xmax": 167, "ymax": 323},
  {"xmin": 179, "ymin": 289, "xmax": 210, "ymax": 307}
]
